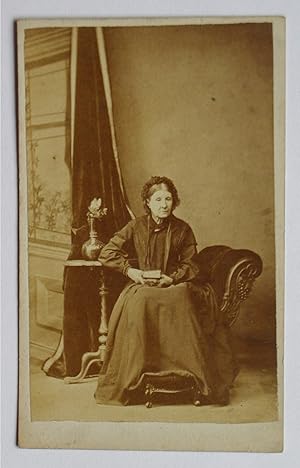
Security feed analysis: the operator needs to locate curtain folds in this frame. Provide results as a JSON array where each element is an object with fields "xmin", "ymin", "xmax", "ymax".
[
  {"xmin": 43, "ymin": 27, "xmax": 133, "ymax": 378},
  {"xmin": 95, "ymin": 27, "xmax": 135, "ymax": 220},
  {"xmin": 72, "ymin": 27, "xmax": 132, "ymax": 238}
]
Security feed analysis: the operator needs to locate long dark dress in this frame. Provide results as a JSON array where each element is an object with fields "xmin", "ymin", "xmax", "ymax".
[{"xmin": 94, "ymin": 214, "xmax": 230, "ymax": 405}]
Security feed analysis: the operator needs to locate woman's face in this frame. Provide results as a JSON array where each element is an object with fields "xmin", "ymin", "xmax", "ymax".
[{"xmin": 147, "ymin": 185, "xmax": 173, "ymax": 220}]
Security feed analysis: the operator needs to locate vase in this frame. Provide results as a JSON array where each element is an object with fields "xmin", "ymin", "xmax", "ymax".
[{"xmin": 81, "ymin": 216, "xmax": 105, "ymax": 260}]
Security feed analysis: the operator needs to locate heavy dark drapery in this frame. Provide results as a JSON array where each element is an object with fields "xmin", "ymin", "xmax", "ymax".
[
  {"xmin": 43, "ymin": 28, "xmax": 132, "ymax": 378},
  {"xmin": 72, "ymin": 28, "xmax": 131, "ymax": 239}
]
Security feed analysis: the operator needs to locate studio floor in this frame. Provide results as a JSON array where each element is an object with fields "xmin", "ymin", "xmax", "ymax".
[{"xmin": 30, "ymin": 340, "xmax": 278, "ymax": 423}]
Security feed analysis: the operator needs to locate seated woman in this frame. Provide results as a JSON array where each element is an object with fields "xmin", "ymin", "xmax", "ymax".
[{"xmin": 94, "ymin": 176, "xmax": 232, "ymax": 406}]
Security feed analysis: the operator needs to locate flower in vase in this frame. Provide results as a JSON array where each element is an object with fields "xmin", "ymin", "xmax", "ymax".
[{"xmin": 87, "ymin": 197, "xmax": 108, "ymax": 220}]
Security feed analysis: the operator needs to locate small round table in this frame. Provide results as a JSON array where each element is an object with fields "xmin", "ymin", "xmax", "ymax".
[{"xmin": 62, "ymin": 260, "xmax": 109, "ymax": 384}]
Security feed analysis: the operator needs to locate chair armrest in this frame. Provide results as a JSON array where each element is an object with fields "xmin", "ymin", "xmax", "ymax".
[{"xmin": 193, "ymin": 245, "xmax": 263, "ymax": 326}]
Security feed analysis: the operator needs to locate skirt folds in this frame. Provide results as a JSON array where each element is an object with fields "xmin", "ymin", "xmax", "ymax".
[{"xmin": 94, "ymin": 282, "xmax": 233, "ymax": 405}]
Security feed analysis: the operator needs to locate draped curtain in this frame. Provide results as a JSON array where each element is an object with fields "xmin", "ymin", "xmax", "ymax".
[
  {"xmin": 70, "ymin": 27, "xmax": 133, "ymax": 256},
  {"xmin": 43, "ymin": 27, "xmax": 133, "ymax": 378},
  {"xmin": 72, "ymin": 27, "xmax": 132, "ymax": 232}
]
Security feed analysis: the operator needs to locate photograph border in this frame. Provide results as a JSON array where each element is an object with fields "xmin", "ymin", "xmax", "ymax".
[{"xmin": 17, "ymin": 15, "xmax": 285, "ymax": 452}]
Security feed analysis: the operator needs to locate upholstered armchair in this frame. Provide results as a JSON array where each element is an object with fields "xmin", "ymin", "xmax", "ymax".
[
  {"xmin": 194, "ymin": 245, "xmax": 263, "ymax": 326},
  {"xmin": 143, "ymin": 245, "xmax": 263, "ymax": 407}
]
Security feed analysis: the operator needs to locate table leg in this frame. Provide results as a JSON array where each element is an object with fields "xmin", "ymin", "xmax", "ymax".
[
  {"xmin": 64, "ymin": 269, "xmax": 108, "ymax": 384},
  {"xmin": 98, "ymin": 270, "xmax": 109, "ymax": 361}
]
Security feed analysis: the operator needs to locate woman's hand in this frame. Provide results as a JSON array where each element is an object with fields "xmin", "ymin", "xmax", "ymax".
[
  {"xmin": 127, "ymin": 268, "xmax": 145, "ymax": 285},
  {"xmin": 157, "ymin": 274, "xmax": 174, "ymax": 288}
]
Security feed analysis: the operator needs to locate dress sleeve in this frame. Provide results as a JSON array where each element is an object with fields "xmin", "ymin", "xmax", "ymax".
[
  {"xmin": 169, "ymin": 225, "xmax": 199, "ymax": 285},
  {"xmin": 98, "ymin": 220, "xmax": 135, "ymax": 276}
]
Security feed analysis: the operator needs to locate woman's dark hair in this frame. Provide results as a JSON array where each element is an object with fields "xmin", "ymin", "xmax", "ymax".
[{"xmin": 141, "ymin": 176, "xmax": 180, "ymax": 213}]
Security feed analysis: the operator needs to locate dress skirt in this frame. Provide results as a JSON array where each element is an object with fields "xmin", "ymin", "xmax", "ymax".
[{"xmin": 94, "ymin": 281, "xmax": 229, "ymax": 405}]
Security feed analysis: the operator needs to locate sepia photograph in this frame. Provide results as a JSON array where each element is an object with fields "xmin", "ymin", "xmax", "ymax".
[{"xmin": 17, "ymin": 17, "xmax": 284, "ymax": 451}]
